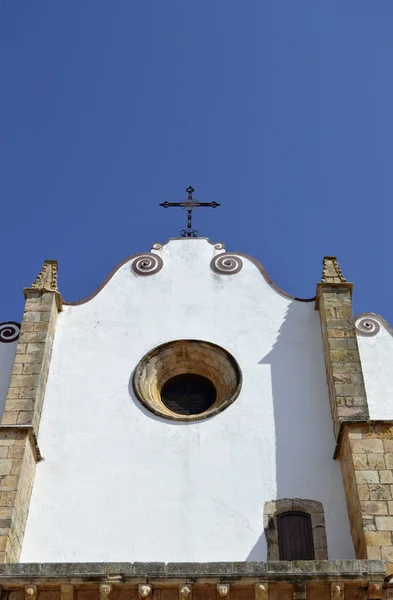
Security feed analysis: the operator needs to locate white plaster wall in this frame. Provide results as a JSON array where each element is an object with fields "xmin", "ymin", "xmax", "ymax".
[
  {"xmin": 0, "ymin": 337, "xmax": 17, "ymax": 419},
  {"xmin": 21, "ymin": 239, "xmax": 354, "ymax": 562},
  {"xmin": 357, "ymin": 319, "xmax": 393, "ymax": 420}
]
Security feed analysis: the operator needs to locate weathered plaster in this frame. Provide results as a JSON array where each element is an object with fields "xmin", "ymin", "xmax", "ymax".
[{"xmin": 21, "ymin": 240, "xmax": 354, "ymax": 562}]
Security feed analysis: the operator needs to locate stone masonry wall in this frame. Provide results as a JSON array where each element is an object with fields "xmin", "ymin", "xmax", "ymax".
[
  {"xmin": 317, "ymin": 257, "xmax": 393, "ymax": 575},
  {"xmin": 339, "ymin": 423, "xmax": 393, "ymax": 575},
  {"xmin": 317, "ymin": 281, "xmax": 369, "ymax": 440},
  {"xmin": 0, "ymin": 261, "xmax": 60, "ymax": 562},
  {"xmin": 3, "ymin": 290, "xmax": 58, "ymax": 433}
]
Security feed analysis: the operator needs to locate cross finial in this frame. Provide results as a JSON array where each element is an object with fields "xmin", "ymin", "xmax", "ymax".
[{"xmin": 160, "ymin": 186, "xmax": 220, "ymax": 238}]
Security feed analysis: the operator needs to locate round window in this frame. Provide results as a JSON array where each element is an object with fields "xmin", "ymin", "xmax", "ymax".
[
  {"xmin": 161, "ymin": 373, "xmax": 217, "ymax": 415},
  {"xmin": 133, "ymin": 339, "xmax": 242, "ymax": 422}
]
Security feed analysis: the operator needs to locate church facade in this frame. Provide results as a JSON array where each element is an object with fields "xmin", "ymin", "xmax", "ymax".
[{"xmin": 0, "ymin": 238, "xmax": 392, "ymax": 599}]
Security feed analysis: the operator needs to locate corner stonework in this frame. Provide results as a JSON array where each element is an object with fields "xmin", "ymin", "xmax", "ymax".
[
  {"xmin": 338, "ymin": 422, "xmax": 393, "ymax": 575},
  {"xmin": 316, "ymin": 256, "xmax": 369, "ymax": 439},
  {"xmin": 0, "ymin": 260, "xmax": 61, "ymax": 562},
  {"xmin": 316, "ymin": 257, "xmax": 393, "ymax": 574}
]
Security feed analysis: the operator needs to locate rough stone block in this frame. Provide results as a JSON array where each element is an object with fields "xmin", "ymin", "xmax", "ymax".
[
  {"xmin": 355, "ymin": 471, "xmax": 379, "ymax": 484},
  {"xmin": 352, "ymin": 440, "xmax": 384, "ymax": 454},
  {"xmin": 363, "ymin": 518, "xmax": 376, "ymax": 531},
  {"xmin": 367, "ymin": 547, "xmax": 382, "ymax": 560},
  {"xmin": 379, "ymin": 470, "xmax": 393, "ymax": 484},
  {"xmin": 22, "ymin": 312, "xmax": 41, "ymax": 323},
  {"xmin": 353, "ymin": 454, "xmax": 368, "ymax": 469},
  {"xmin": 0, "ymin": 492, "xmax": 16, "ymax": 507},
  {"xmin": 0, "ymin": 476, "xmax": 19, "ymax": 491},
  {"xmin": 365, "ymin": 531, "xmax": 392, "ymax": 546},
  {"xmin": 385, "ymin": 454, "xmax": 393, "ymax": 469},
  {"xmin": 20, "ymin": 332, "xmax": 47, "ymax": 343},
  {"xmin": 369, "ymin": 485, "xmax": 392, "ymax": 501},
  {"xmin": 8, "ymin": 374, "xmax": 40, "ymax": 388},
  {"xmin": 1, "ymin": 413, "xmax": 18, "ymax": 425},
  {"xmin": 0, "ymin": 461, "xmax": 12, "ymax": 477},
  {"xmin": 361, "ymin": 501, "xmax": 388, "ymax": 516},
  {"xmin": 381, "ymin": 546, "xmax": 393, "ymax": 562},
  {"xmin": 16, "ymin": 412, "xmax": 33, "ymax": 425},
  {"xmin": 375, "ymin": 516, "xmax": 393, "ymax": 531},
  {"xmin": 18, "ymin": 387, "xmax": 38, "ymax": 399},
  {"xmin": 368, "ymin": 455, "xmax": 386, "ymax": 470},
  {"xmin": 22, "ymin": 363, "xmax": 42, "ymax": 376},
  {"xmin": 25, "ymin": 343, "xmax": 45, "ymax": 354},
  {"xmin": 357, "ymin": 485, "xmax": 370, "ymax": 500}
]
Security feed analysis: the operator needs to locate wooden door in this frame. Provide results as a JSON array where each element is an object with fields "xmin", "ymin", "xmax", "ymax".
[{"xmin": 277, "ymin": 511, "xmax": 315, "ymax": 560}]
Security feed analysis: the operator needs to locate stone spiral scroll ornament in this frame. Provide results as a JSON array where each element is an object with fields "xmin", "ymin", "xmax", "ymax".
[
  {"xmin": 131, "ymin": 254, "xmax": 163, "ymax": 276},
  {"xmin": 210, "ymin": 254, "xmax": 243, "ymax": 275},
  {"xmin": 355, "ymin": 317, "xmax": 381, "ymax": 337},
  {"xmin": 0, "ymin": 321, "xmax": 21, "ymax": 343}
]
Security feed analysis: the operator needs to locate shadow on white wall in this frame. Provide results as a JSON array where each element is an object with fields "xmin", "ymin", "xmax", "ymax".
[{"xmin": 247, "ymin": 301, "xmax": 354, "ymax": 560}]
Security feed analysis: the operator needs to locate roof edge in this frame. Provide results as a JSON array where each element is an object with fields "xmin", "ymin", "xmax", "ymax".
[
  {"xmin": 233, "ymin": 253, "xmax": 315, "ymax": 303},
  {"xmin": 63, "ymin": 253, "xmax": 155, "ymax": 306},
  {"xmin": 62, "ymin": 242, "xmax": 315, "ymax": 306}
]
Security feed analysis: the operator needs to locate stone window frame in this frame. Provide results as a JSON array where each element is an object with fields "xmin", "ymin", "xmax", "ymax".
[
  {"xmin": 264, "ymin": 498, "xmax": 328, "ymax": 560},
  {"xmin": 132, "ymin": 339, "xmax": 242, "ymax": 422}
]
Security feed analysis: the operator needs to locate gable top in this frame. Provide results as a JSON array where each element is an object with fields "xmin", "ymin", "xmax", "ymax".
[{"xmin": 62, "ymin": 238, "xmax": 316, "ymax": 306}]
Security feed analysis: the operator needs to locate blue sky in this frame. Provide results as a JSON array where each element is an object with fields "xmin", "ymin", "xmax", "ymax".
[{"xmin": 1, "ymin": 1, "xmax": 392, "ymax": 322}]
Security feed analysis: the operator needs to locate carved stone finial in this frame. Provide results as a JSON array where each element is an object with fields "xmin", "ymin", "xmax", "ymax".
[
  {"xmin": 25, "ymin": 586, "xmax": 37, "ymax": 600},
  {"xmin": 31, "ymin": 259, "xmax": 59, "ymax": 292},
  {"xmin": 331, "ymin": 584, "xmax": 343, "ymax": 600},
  {"xmin": 139, "ymin": 585, "xmax": 152, "ymax": 598},
  {"xmin": 368, "ymin": 583, "xmax": 383, "ymax": 599},
  {"xmin": 321, "ymin": 256, "xmax": 347, "ymax": 284},
  {"xmin": 24, "ymin": 259, "xmax": 62, "ymax": 310},
  {"xmin": 316, "ymin": 256, "xmax": 353, "ymax": 309},
  {"xmin": 255, "ymin": 584, "xmax": 268, "ymax": 600},
  {"xmin": 99, "ymin": 584, "xmax": 112, "ymax": 599},
  {"xmin": 179, "ymin": 586, "xmax": 192, "ymax": 599},
  {"xmin": 217, "ymin": 585, "xmax": 230, "ymax": 597}
]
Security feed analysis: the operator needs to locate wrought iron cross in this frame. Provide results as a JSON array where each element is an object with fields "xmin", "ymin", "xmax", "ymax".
[{"xmin": 160, "ymin": 186, "xmax": 220, "ymax": 238}]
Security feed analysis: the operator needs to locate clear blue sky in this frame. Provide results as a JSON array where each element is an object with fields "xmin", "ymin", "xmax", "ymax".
[{"xmin": 1, "ymin": 1, "xmax": 392, "ymax": 322}]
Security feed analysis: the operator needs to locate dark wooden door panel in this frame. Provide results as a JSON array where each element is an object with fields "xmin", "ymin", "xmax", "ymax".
[{"xmin": 278, "ymin": 511, "xmax": 315, "ymax": 560}]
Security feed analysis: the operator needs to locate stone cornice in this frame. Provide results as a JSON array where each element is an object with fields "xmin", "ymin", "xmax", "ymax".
[
  {"xmin": 0, "ymin": 425, "xmax": 41, "ymax": 462},
  {"xmin": 0, "ymin": 560, "xmax": 384, "ymax": 581}
]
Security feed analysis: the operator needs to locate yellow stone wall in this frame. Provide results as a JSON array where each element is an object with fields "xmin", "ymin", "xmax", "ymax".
[{"xmin": 0, "ymin": 261, "xmax": 60, "ymax": 562}]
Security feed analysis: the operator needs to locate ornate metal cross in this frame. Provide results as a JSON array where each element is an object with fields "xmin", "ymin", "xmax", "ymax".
[{"xmin": 160, "ymin": 186, "xmax": 220, "ymax": 238}]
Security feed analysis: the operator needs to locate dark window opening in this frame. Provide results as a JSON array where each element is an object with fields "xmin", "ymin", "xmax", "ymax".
[
  {"xmin": 277, "ymin": 511, "xmax": 315, "ymax": 560},
  {"xmin": 161, "ymin": 374, "xmax": 217, "ymax": 415}
]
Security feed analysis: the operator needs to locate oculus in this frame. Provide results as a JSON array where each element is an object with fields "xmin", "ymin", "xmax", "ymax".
[
  {"xmin": 161, "ymin": 373, "xmax": 217, "ymax": 415},
  {"xmin": 133, "ymin": 339, "xmax": 242, "ymax": 421}
]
